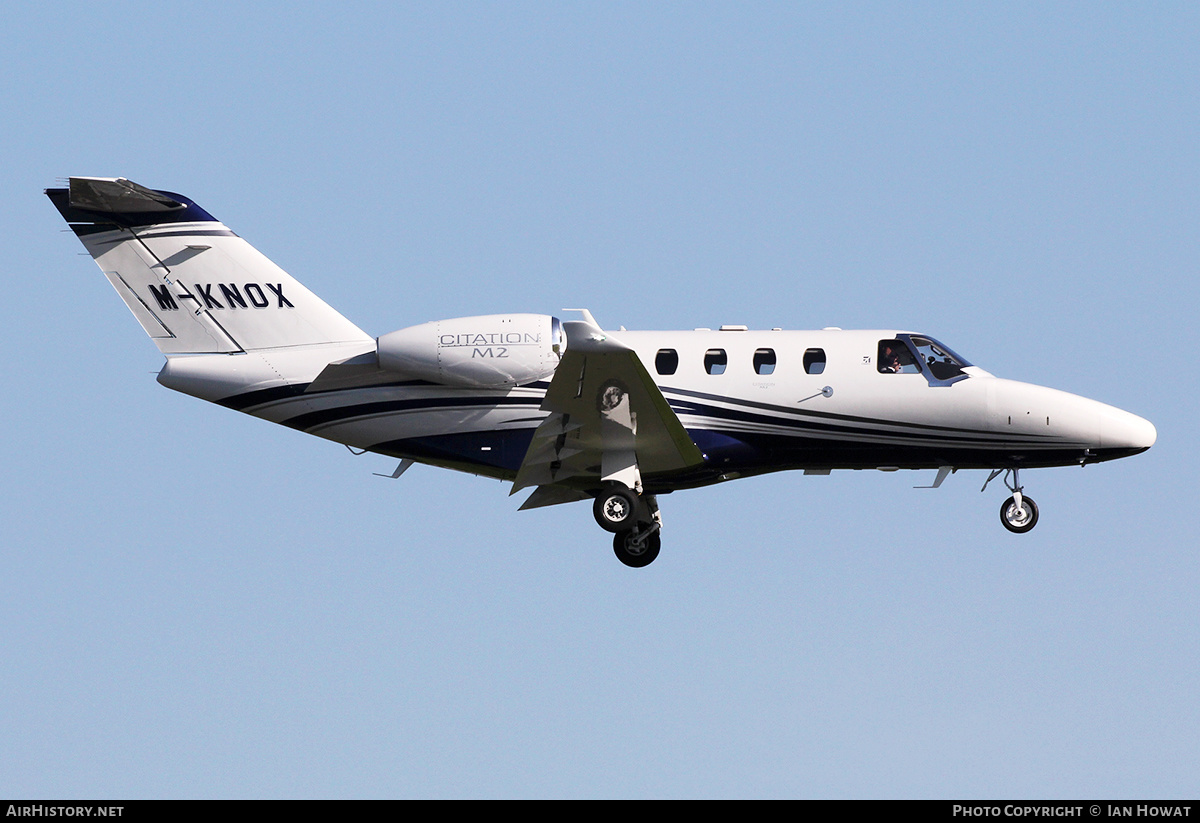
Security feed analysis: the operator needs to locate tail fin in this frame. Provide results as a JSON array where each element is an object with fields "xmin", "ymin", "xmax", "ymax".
[{"xmin": 46, "ymin": 177, "xmax": 371, "ymax": 353}]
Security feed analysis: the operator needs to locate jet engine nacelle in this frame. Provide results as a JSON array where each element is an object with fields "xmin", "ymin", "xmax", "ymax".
[{"xmin": 377, "ymin": 313, "xmax": 563, "ymax": 388}]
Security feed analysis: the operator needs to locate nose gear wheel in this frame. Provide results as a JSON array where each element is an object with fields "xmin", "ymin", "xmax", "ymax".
[
  {"xmin": 1001, "ymin": 495, "xmax": 1039, "ymax": 533},
  {"xmin": 984, "ymin": 468, "xmax": 1040, "ymax": 534}
]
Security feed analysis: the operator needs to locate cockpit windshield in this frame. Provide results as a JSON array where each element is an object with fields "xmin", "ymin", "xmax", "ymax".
[{"xmin": 908, "ymin": 336, "xmax": 971, "ymax": 381}]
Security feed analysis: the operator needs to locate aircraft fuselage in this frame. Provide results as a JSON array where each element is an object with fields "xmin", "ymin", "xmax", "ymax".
[{"xmin": 156, "ymin": 327, "xmax": 1154, "ymax": 491}]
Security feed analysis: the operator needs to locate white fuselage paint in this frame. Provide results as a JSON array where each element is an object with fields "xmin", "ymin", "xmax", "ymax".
[{"xmin": 156, "ymin": 327, "xmax": 1156, "ymax": 487}]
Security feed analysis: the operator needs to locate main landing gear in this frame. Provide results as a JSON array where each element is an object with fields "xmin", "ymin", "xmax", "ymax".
[
  {"xmin": 983, "ymin": 468, "xmax": 1039, "ymax": 534},
  {"xmin": 613, "ymin": 528, "xmax": 661, "ymax": 568},
  {"xmin": 593, "ymin": 483, "xmax": 663, "ymax": 567}
]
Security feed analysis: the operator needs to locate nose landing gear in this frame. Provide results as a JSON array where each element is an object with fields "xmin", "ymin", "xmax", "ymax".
[{"xmin": 983, "ymin": 468, "xmax": 1039, "ymax": 533}]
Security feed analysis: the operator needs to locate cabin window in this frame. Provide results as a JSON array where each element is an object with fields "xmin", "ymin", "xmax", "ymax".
[
  {"xmin": 877, "ymin": 340, "xmax": 921, "ymax": 374},
  {"xmin": 803, "ymin": 348, "xmax": 826, "ymax": 375},
  {"xmin": 655, "ymin": 348, "xmax": 679, "ymax": 375},
  {"xmin": 753, "ymin": 348, "xmax": 776, "ymax": 375},
  {"xmin": 704, "ymin": 348, "xmax": 727, "ymax": 375}
]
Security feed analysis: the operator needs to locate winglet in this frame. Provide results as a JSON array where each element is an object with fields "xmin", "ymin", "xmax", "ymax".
[{"xmin": 562, "ymin": 308, "xmax": 600, "ymax": 329}]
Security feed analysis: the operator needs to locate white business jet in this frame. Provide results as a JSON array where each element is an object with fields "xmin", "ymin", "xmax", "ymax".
[{"xmin": 48, "ymin": 177, "xmax": 1156, "ymax": 567}]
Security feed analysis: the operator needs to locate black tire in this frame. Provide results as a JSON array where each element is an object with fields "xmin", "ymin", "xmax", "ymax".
[
  {"xmin": 613, "ymin": 530, "xmax": 661, "ymax": 568},
  {"xmin": 1000, "ymin": 495, "xmax": 1039, "ymax": 533},
  {"xmin": 593, "ymin": 485, "xmax": 639, "ymax": 533}
]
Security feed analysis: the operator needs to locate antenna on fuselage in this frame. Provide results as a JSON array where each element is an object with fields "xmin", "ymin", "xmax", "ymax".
[{"xmin": 797, "ymin": 386, "xmax": 834, "ymax": 403}]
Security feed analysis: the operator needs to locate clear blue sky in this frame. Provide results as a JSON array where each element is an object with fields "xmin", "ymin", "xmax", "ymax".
[{"xmin": 2, "ymin": 1, "xmax": 1196, "ymax": 798}]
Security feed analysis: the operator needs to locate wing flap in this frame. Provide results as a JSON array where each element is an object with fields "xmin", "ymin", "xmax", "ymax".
[
  {"xmin": 518, "ymin": 485, "xmax": 593, "ymax": 511},
  {"xmin": 511, "ymin": 319, "xmax": 703, "ymax": 495}
]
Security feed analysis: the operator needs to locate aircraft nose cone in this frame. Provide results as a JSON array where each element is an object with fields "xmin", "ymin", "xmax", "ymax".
[{"xmin": 1100, "ymin": 408, "xmax": 1157, "ymax": 451}]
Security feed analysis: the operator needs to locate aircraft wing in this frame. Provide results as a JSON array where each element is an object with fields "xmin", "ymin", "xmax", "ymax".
[{"xmin": 512, "ymin": 319, "xmax": 704, "ymax": 506}]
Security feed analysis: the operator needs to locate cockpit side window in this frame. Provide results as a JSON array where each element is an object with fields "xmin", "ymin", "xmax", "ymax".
[
  {"xmin": 909, "ymin": 336, "xmax": 969, "ymax": 381},
  {"xmin": 877, "ymin": 340, "xmax": 920, "ymax": 374}
]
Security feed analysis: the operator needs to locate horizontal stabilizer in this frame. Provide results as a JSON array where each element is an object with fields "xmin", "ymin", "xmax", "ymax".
[
  {"xmin": 304, "ymin": 350, "xmax": 394, "ymax": 393},
  {"xmin": 68, "ymin": 177, "xmax": 186, "ymax": 215}
]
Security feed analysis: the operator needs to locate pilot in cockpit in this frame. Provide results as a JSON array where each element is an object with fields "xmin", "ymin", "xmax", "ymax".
[
  {"xmin": 879, "ymin": 341, "xmax": 917, "ymax": 374},
  {"xmin": 881, "ymin": 346, "xmax": 902, "ymax": 373}
]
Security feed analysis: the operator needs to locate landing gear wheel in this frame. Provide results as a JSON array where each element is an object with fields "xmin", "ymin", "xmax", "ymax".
[
  {"xmin": 593, "ymin": 485, "xmax": 639, "ymax": 533},
  {"xmin": 613, "ymin": 530, "xmax": 661, "ymax": 568},
  {"xmin": 1001, "ymin": 495, "xmax": 1039, "ymax": 533}
]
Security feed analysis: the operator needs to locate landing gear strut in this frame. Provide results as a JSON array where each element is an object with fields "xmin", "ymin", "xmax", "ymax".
[{"xmin": 983, "ymin": 468, "xmax": 1039, "ymax": 533}]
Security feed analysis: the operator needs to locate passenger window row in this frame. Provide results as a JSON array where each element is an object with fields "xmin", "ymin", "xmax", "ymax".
[{"xmin": 654, "ymin": 348, "xmax": 825, "ymax": 376}]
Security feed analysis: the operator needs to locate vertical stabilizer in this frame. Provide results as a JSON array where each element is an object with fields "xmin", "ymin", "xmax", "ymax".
[{"xmin": 46, "ymin": 177, "xmax": 371, "ymax": 354}]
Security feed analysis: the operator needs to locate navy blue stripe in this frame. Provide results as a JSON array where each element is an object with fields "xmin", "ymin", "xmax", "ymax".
[
  {"xmin": 281, "ymin": 394, "xmax": 545, "ymax": 432},
  {"xmin": 662, "ymin": 384, "xmax": 1023, "ymax": 438},
  {"xmin": 367, "ymin": 429, "xmax": 538, "ymax": 477},
  {"xmin": 216, "ymin": 378, "xmax": 442, "ymax": 412},
  {"xmin": 217, "ymin": 384, "xmax": 310, "ymax": 411},
  {"xmin": 668, "ymin": 395, "xmax": 1056, "ymax": 447}
]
